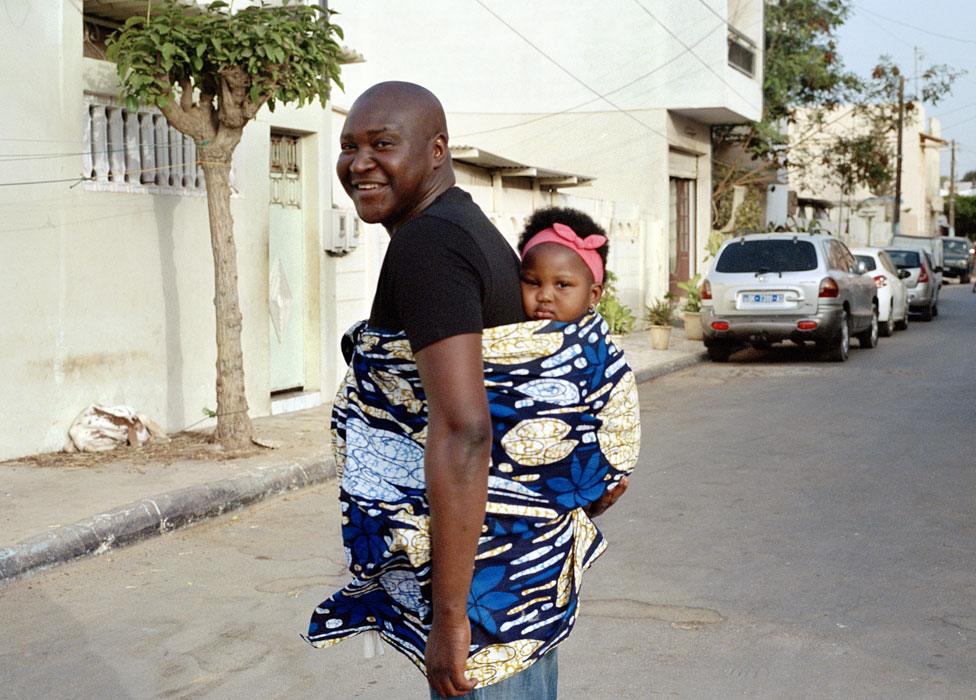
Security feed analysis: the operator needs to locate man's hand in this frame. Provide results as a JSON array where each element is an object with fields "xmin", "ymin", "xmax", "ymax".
[
  {"xmin": 584, "ymin": 476, "xmax": 629, "ymax": 518},
  {"xmin": 425, "ymin": 617, "xmax": 476, "ymax": 697}
]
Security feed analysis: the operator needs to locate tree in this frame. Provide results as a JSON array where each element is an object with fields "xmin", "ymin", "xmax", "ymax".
[
  {"xmin": 712, "ymin": 0, "xmax": 860, "ymax": 227},
  {"xmin": 962, "ymin": 170, "xmax": 976, "ymax": 184},
  {"xmin": 947, "ymin": 194, "xmax": 976, "ymax": 240},
  {"xmin": 816, "ymin": 55, "xmax": 961, "ymax": 198},
  {"xmin": 712, "ymin": 2, "xmax": 961, "ymax": 230},
  {"xmin": 107, "ymin": 1, "xmax": 343, "ymax": 449}
]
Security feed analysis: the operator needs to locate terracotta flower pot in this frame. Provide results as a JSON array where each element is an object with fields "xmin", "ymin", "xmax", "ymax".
[
  {"xmin": 683, "ymin": 311, "xmax": 703, "ymax": 341},
  {"xmin": 649, "ymin": 324, "xmax": 672, "ymax": 350}
]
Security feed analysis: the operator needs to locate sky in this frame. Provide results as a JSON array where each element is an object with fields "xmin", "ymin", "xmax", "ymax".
[{"xmin": 836, "ymin": 0, "xmax": 976, "ymax": 178}]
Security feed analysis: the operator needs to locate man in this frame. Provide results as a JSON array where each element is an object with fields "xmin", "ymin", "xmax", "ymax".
[
  {"xmin": 310, "ymin": 81, "xmax": 628, "ymax": 698},
  {"xmin": 340, "ymin": 81, "xmax": 525, "ymax": 697}
]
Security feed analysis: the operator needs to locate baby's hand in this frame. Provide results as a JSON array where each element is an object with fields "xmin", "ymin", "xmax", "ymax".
[{"xmin": 584, "ymin": 476, "xmax": 629, "ymax": 518}]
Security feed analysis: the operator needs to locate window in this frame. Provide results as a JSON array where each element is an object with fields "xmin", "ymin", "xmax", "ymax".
[
  {"xmin": 855, "ymin": 255, "xmax": 877, "ymax": 272},
  {"xmin": 839, "ymin": 243, "xmax": 857, "ymax": 272},
  {"xmin": 727, "ymin": 27, "xmax": 756, "ymax": 77},
  {"xmin": 887, "ymin": 250, "xmax": 921, "ymax": 268},
  {"xmin": 879, "ymin": 252, "xmax": 898, "ymax": 275},
  {"xmin": 716, "ymin": 239, "xmax": 819, "ymax": 273}
]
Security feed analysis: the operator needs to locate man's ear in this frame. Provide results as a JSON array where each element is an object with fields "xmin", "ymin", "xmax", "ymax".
[{"xmin": 431, "ymin": 133, "xmax": 449, "ymax": 168}]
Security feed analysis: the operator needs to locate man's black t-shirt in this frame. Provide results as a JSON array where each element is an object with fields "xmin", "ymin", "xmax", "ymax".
[{"xmin": 369, "ymin": 187, "xmax": 525, "ymax": 353}]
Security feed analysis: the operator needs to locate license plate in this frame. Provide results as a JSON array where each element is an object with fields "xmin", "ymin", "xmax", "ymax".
[{"xmin": 739, "ymin": 292, "xmax": 785, "ymax": 306}]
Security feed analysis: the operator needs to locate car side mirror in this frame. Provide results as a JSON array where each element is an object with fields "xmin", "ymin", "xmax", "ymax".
[
  {"xmin": 898, "ymin": 269, "xmax": 911, "ymax": 279},
  {"xmin": 854, "ymin": 261, "xmax": 868, "ymax": 274}
]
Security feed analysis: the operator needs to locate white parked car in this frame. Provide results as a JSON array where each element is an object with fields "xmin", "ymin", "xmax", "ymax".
[{"xmin": 851, "ymin": 247, "xmax": 910, "ymax": 336}]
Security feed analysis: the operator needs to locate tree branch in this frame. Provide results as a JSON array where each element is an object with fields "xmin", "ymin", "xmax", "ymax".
[
  {"xmin": 179, "ymin": 78, "xmax": 193, "ymax": 113},
  {"xmin": 157, "ymin": 78, "xmax": 208, "ymax": 142}
]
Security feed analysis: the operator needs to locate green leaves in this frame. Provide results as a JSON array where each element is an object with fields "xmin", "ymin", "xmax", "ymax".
[{"xmin": 106, "ymin": 0, "xmax": 344, "ymax": 119}]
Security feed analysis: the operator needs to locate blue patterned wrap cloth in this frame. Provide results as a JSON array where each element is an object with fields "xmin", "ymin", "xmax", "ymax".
[{"xmin": 307, "ymin": 313, "xmax": 641, "ymax": 688}]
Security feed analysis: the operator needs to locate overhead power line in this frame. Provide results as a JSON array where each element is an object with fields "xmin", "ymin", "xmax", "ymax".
[
  {"xmin": 855, "ymin": 4, "xmax": 976, "ymax": 45},
  {"xmin": 630, "ymin": 0, "xmax": 756, "ymax": 106},
  {"xmin": 0, "ymin": 177, "xmax": 90, "ymax": 188},
  {"xmin": 454, "ymin": 19, "xmax": 725, "ymax": 140},
  {"xmin": 470, "ymin": 0, "xmax": 671, "ymax": 142}
]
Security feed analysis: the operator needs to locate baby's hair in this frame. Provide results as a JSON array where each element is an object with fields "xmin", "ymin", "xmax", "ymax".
[{"xmin": 518, "ymin": 207, "xmax": 609, "ymax": 267}]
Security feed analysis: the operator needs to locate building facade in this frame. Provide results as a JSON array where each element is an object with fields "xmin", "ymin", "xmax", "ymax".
[{"xmin": 785, "ymin": 106, "xmax": 946, "ymax": 246}]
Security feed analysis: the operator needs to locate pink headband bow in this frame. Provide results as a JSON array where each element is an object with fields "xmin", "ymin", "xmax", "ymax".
[{"xmin": 521, "ymin": 222, "xmax": 607, "ymax": 284}]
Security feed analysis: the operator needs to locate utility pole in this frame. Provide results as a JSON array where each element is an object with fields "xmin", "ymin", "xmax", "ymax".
[
  {"xmin": 893, "ymin": 75, "xmax": 905, "ymax": 236},
  {"xmin": 914, "ymin": 47, "xmax": 922, "ymax": 102},
  {"xmin": 949, "ymin": 139, "xmax": 957, "ymax": 236}
]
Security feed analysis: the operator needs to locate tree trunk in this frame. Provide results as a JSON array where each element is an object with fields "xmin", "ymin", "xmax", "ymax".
[{"xmin": 200, "ymin": 144, "xmax": 253, "ymax": 449}]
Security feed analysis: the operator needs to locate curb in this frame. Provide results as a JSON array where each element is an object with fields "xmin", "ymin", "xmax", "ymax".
[
  {"xmin": 633, "ymin": 351, "xmax": 708, "ymax": 384},
  {"xmin": 0, "ymin": 453, "xmax": 335, "ymax": 585}
]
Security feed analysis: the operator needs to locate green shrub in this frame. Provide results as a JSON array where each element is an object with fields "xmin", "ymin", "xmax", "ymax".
[
  {"xmin": 596, "ymin": 270, "xmax": 636, "ymax": 335},
  {"xmin": 646, "ymin": 293, "xmax": 677, "ymax": 326}
]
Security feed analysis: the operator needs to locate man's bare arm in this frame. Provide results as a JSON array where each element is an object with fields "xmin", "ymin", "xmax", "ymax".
[{"xmin": 415, "ymin": 333, "xmax": 491, "ymax": 698}]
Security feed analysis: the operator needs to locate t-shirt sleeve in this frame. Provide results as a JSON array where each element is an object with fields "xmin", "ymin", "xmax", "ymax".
[{"xmin": 387, "ymin": 218, "xmax": 487, "ymax": 353}]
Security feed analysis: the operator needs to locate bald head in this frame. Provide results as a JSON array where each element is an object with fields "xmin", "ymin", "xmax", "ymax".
[
  {"xmin": 338, "ymin": 82, "xmax": 455, "ymax": 232},
  {"xmin": 352, "ymin": 81, "xmax": 449, "ymax": 140}
]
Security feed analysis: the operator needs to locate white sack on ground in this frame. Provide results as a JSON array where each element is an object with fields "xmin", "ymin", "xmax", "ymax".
[{"xmin": 66, "ymin": 404, "xmax": 168, "ymax": 453}]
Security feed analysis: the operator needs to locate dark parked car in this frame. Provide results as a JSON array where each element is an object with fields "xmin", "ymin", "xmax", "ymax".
[{"xmin": 939, "ymin": 236, "xmax": 974, "ymax": 283}]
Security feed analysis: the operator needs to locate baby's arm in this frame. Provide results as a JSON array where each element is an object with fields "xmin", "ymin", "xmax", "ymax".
[{"xmin": 584, "ymin": 476, "xmax": 629, "ymax": 518}]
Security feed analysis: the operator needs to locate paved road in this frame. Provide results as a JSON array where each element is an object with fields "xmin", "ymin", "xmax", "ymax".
[{"xmin": 2, "ymin": 285, "xmax": 974, "ymax": 699}]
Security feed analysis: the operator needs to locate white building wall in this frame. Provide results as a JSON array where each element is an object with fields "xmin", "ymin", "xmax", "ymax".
[{"xmin": 0, "ymin": 4, "xmax": 337, "ymax": 460}]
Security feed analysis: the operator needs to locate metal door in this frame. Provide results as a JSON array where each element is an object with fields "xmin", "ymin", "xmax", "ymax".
[
  {"xmin": 268, "ymin": 134, "xmax": 305, "ymax": 392},
  {"xmin": 669, "ymin": 177, "xmax": 694, "ymax": 295}
]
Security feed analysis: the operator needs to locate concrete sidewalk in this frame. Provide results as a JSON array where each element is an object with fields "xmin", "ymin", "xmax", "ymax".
[{"xmin": 0, "ymin": 328, "xmax": 705, "ymax": 583}]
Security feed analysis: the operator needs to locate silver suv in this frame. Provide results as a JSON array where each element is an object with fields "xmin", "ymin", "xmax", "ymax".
[{"xmin": 701, "ymin": 234, "xmax": 879, "ymax": 362}]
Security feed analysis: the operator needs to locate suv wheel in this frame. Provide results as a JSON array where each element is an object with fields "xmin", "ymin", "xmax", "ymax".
[
  {"xmin": 822, "ymin": 310, "xmax": 850, "ymax": 362},
  {"xmin": 857, "ymin": 306, "xmax": 879, "ymax": 348},
  {"xmin": 707, "ymin": 345, "xmax": 733, "ymax": 362}
]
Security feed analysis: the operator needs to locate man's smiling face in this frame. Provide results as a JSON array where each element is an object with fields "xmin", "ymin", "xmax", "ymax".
[{"xmin": 337, "ymin": 98, "xmax": 438, "ymax": 232}]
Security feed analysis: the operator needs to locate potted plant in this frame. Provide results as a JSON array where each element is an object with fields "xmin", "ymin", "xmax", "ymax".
[
  {"xmin": 677, "ymin": 275, "xmax": 704, "ymax": 341},
  {"xmin": 596, "ymin": 271, "xmax": 636, "ymax": 344},
  {"xmin": 646, "ymin": 294, "xmax": 676, "ymax": 350}
]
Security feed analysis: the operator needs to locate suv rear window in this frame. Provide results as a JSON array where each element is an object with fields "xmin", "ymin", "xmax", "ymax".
[
  {"xmin": 715, "ymin": 239, "xmax": 819, "ymax": 273},
  {"xmin": 854, "ymin": 254, "xmax": 877, "ymax": 272},
  {"xmin": 887, "ymin": 249, "xmax": 921, "ymax": 268}
]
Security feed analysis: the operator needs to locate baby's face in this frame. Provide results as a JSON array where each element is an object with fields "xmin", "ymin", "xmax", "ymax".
[{"xmin": 520, "ymin": 244, "xmax": 602, "ymax": 322}]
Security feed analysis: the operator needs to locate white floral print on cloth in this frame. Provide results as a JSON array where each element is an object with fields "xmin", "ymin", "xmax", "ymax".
[{"xmin": 306, "ymin": 314, "xmax": 641, "ymax": 689}]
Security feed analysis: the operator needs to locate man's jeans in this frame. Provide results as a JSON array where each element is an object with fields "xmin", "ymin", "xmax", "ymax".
[{"xmin": 428, "ymin": 649, "xmax": 558, "ymax": 700}]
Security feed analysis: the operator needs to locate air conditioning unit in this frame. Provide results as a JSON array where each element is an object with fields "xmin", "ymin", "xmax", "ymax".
[{"xmin": 326, "ymin": 208, "xmax": 362, "ymax": 256}]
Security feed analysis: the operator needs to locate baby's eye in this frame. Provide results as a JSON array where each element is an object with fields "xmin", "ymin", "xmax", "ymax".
[{"xmin": 556, "ymin": 281, "xmax": 572, "ymax": 288}]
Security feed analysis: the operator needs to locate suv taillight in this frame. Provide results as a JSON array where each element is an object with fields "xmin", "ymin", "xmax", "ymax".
[
  {"xmin": 918, "ymin": 266, "xmax": 929, "ymax": 284},
  {"xmin": 872, "ymin": 275, "xmax": 887, "ymax": 288},
  {"xmin": 818, "ymin": 277, "xmax": 840, "ymax": 298},
  {"xmin": 700, "ymin": 279, "xmax": 712, "ymax": 300}
]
